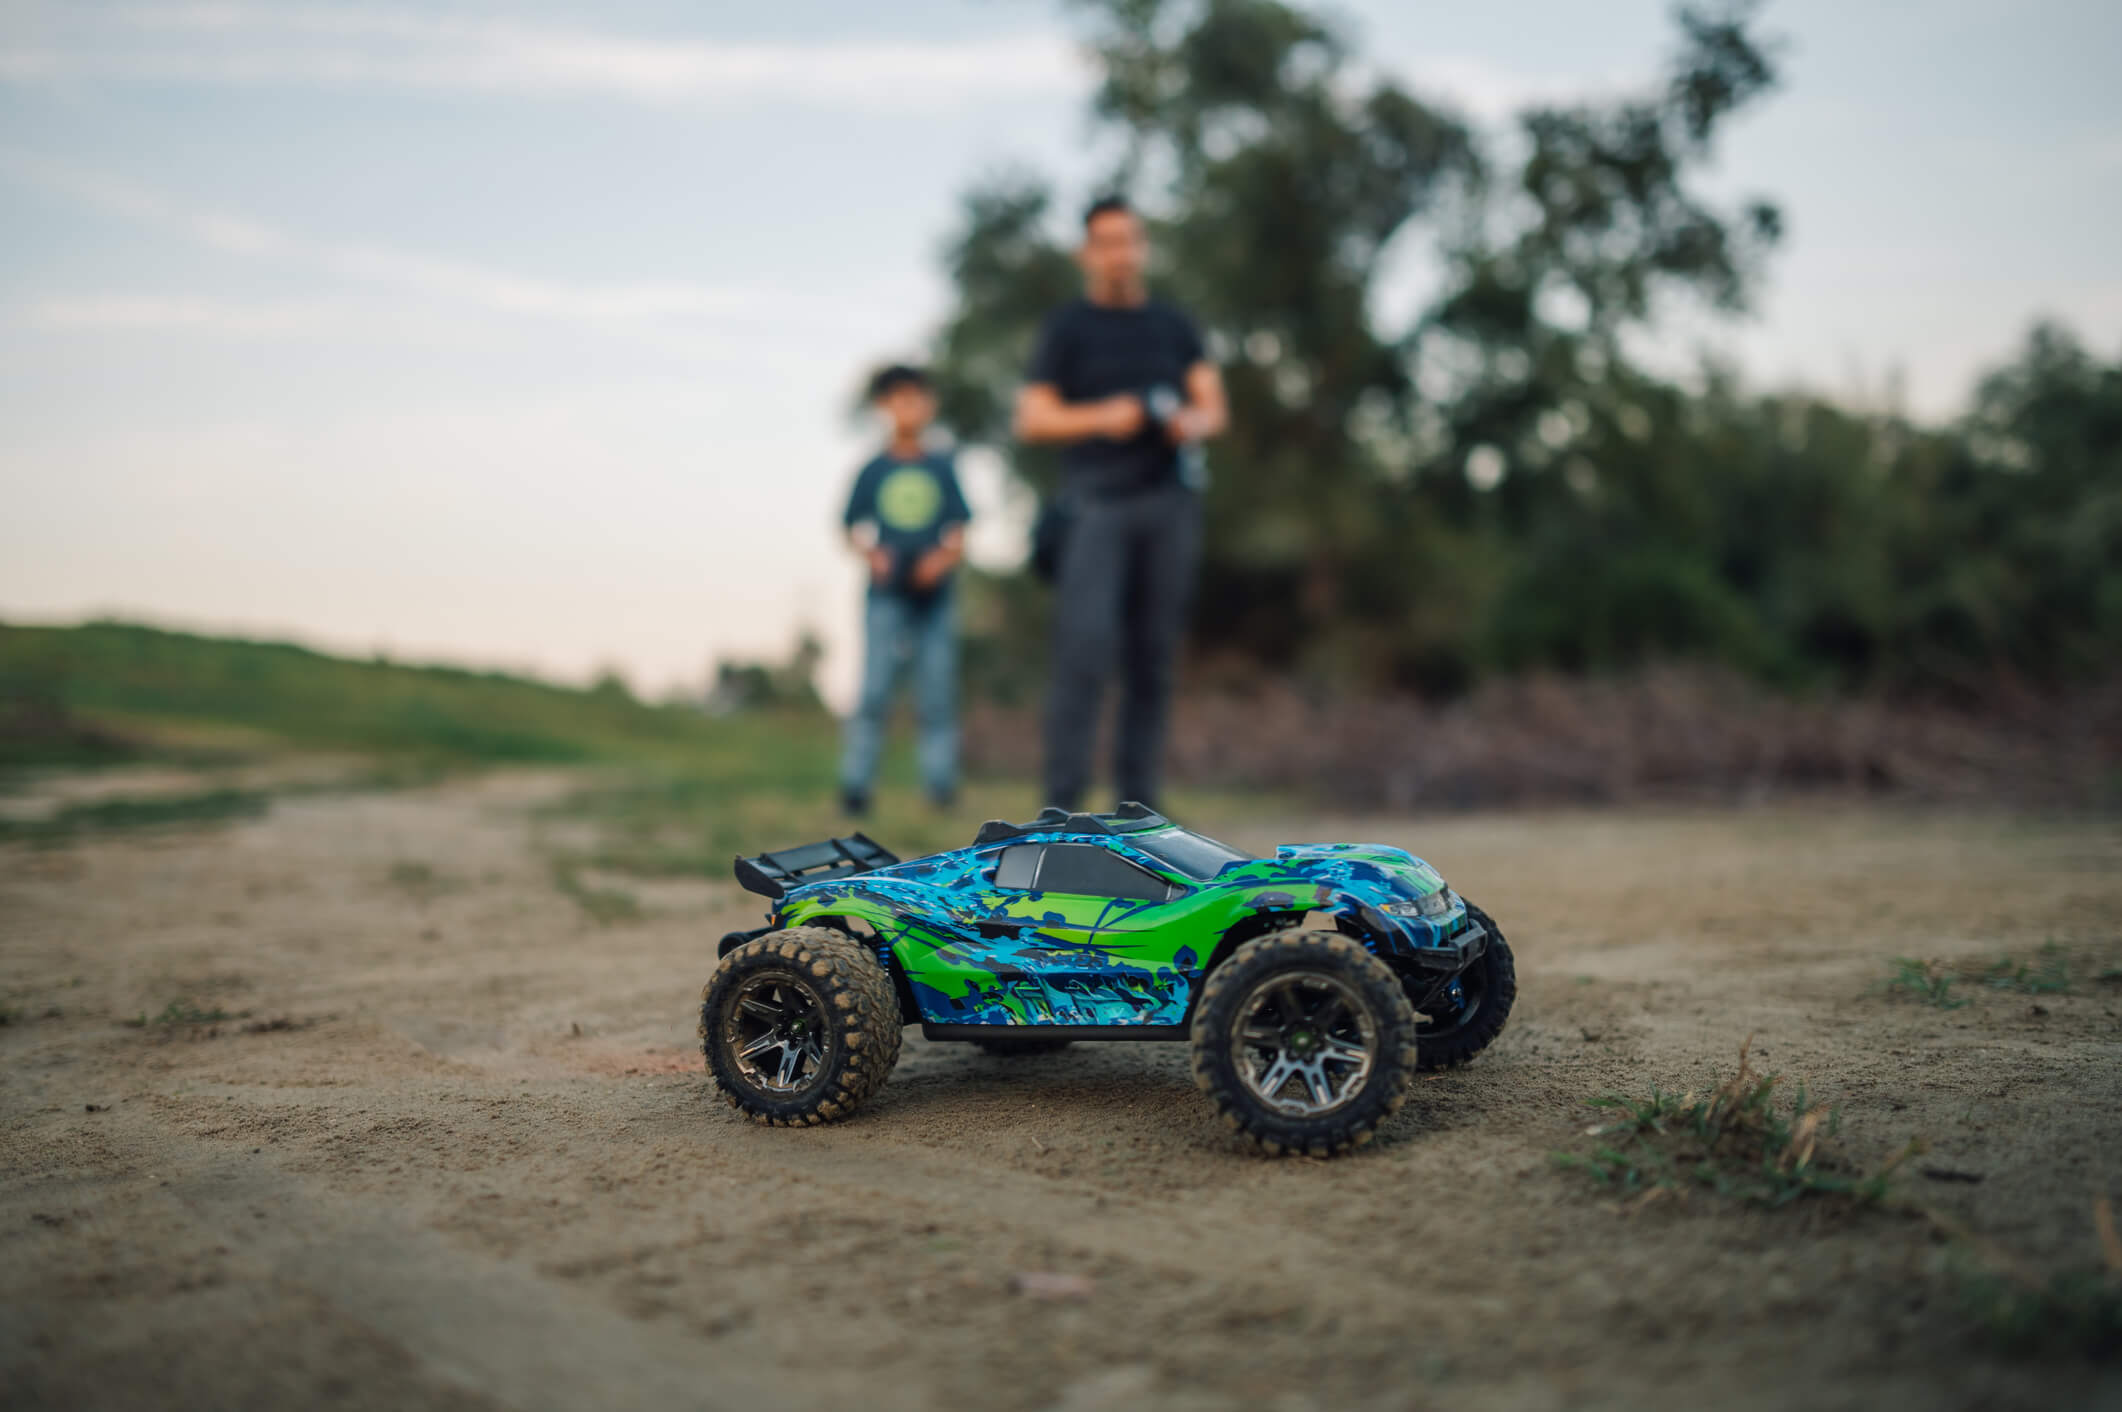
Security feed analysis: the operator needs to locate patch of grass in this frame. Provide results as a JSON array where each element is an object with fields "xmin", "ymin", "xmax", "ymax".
[
  {"xmin": 0, "ymin": 672, "xmax": 141, "ymax": 771},
  {"xmin": 0, "ymin": 787, "xmax": 272, "ymax": 847},
  {"xmin": 1944, "ymin": 1197, "xmax": 2122, "ymax": 1360},
  {"xmin": 123, "ymin": 998, "xmax": 241, "ymax": 1028},
  {"xmin": 1554, "ymin": 1040, "xmax": 1919, "ymax": 1208},
  {"xmin": 389, "ymin": 860, "xmax": 438, "ymax": 890},
  {"xmin": 550, "ymin": 862, "xmax": 643, "ymax": 925},
  {"xmin": 0, "ymin": 619, "xmax": 832, "ymax": 770},
  {"xmin": 1976, "ymin": 941, "xmax": 2072, "ymax": 995},
  {"xmin": 1882, "ymin": 957, "xmax": 1969, "ymax": 1009},
  {"xmin": 386, "ymin": 859, "xmax": 462, "ymax": 902},
  {"xmin": 1956, "ymin": 1266, "xmax": 2122, "ymax": 1359}
]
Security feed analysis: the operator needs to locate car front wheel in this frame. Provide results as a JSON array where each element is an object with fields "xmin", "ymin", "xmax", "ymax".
[
  {"xmin": 1407, "ymin": 903, "xmax": 1516, "ymax": 1071},
  {"xmin": 1188, "ymin": 930, "xmax": 1418, "ymax": 1157}
]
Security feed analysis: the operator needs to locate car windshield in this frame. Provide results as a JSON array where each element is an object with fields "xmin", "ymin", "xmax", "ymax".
[{"xmin": 1132, "ymin": 827, "xmax": 1252, "ymax": 881}]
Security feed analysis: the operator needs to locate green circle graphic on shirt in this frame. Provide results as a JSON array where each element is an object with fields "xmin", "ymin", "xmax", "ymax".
[{"xmin": 876, "ymin": 466, "xmax": 942, "ymax": 531}]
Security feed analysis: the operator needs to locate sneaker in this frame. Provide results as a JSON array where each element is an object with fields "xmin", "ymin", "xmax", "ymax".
[
  {"xmin": 840, "ymin": 787, "xmax": 870, "ymax": 819},
  {"xmin": 927, "ymin": 786, "xmax": 958, "ymax": 811}
]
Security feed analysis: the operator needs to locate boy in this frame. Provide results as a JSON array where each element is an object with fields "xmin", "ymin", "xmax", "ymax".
[{"xmin": 838, "ymin": 364, "xmax": 971, "ymax": 816}]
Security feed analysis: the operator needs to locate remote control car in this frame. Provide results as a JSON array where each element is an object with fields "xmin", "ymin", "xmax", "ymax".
[{"xmin": 699, "ymin": 803, "xmax": 1514, "ymax": 1156}]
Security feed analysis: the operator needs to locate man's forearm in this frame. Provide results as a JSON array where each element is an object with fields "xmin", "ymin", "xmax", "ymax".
[
  {"xmin": 1014, "ymin": 386, "xmax": 1137, "ymax": 444},
  {"xmin": 1015, "ymin": 401, "xmax": 1105, "ymax": 444},
  {"xmin": 1180, "ymin": 362, "xmax": 1228, "ymax": 442}
]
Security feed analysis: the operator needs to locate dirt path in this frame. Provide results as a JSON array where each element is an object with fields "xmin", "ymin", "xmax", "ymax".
[{"xmin": 2, "ymin": 775, "xmax": 2117, "ymax": 1410}]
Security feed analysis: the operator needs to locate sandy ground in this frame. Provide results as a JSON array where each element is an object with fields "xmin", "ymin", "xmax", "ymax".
[{"xmin": 2, "ymin": 772, "xmax": 2118, "ymax": 1411}]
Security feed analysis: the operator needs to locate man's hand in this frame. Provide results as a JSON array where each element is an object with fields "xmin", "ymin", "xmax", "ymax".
[
  {"xmin": 867, "ymin": 546, "xmax": 894, "ymax": 585},
  {"xmin": 1163, "ymin": 406, "xmax": 1214, "ymax": 444},
  {"xmin": 1169, "ymin": 360, "xmax": 1229, "ymax": 445},
  {"xmin": 1095, "ymin": 393, "xmax": 1147, "ymax": 440},
  {"xmin": 1015, "ymin": 384, "xmax": 1146, "ymax": 444}
]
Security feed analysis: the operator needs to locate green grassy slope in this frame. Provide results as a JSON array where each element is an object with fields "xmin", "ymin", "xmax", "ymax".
[
  {"xmin": 0, "ymin": 621, "xmax": 1258, "ymax": 889},
  {"xmin": 0, "ymin": 619, "xmax": 835, "ymax": 783}
]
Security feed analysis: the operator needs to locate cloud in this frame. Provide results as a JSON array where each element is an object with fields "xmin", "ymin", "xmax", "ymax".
[
  {"xmin": 0, "ymin": 3, "xmax": 1088, "ymax": 109},
  {"xmin": 1, "ymin": 152, "xmax": 768, "ymax": 325},
  {"xmin": 23, "ymin": 293, "xmax": 365, "ymax": 335}
]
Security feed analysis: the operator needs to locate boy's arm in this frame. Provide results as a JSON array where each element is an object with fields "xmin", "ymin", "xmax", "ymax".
[
  {"xmin": 843, "ymin": 465, "xmax": 893, "ymax": 583},
  {"xmin": 846, "ymin": 524, "xmax": 892, "ymax": 584}
]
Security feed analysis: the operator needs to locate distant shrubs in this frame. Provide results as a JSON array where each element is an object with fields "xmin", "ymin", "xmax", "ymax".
[{"xmin": 966, "ymin": 667, "xmax": 2122, "ymax": 809}]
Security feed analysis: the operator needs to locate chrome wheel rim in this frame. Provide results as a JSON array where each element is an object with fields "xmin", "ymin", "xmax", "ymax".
[
  {"xmin": 1230, "ymin": 970, "xmax": 1377, "ymax": 1117},
  {"xmin": 723, "ymin": 971, "xmax": 830, "ymax": 1093}
]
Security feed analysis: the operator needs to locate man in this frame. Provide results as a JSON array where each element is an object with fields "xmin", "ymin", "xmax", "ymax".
[
  {"xmin": 839, "ymin": 364, "xmax": 970, "ymax": 816},
  {"xmin": 1014, "ymin": 195, "xmax": 1228, "ymax": 812}
]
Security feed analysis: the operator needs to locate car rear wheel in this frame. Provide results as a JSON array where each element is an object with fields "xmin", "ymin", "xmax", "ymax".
[
  {"xmin": 1189, "ymin": 930, "xmax": 1417, "ymax": 1157},
  {"xmin": 700, "ymin": 927, "xmax": 901, "ymax": 1125}
]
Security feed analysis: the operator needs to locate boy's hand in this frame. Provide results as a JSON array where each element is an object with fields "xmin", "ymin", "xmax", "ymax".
[
  {"xmin": 867, "ymin": 546, "xmax": 894, "ymax": 585},
  {"xmin": 908, "ymin": 548, "xmax": 950, "ymax": 592}
]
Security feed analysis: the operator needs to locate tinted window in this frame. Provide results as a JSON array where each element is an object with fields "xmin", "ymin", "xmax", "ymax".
[
  {"xmin": 1034, "ymin": 844, "xmax": 1171, "ymax": 901},
  {"xmin": 1132, "ymin": 827, "xmax": 1251, "ymax": 880},
  {"xmin": 993, "ymin": 845, "xmax": 1042, "ymax": 889}
]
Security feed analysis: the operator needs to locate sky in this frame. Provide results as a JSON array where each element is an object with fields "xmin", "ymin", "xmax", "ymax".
[{"xmin": 3, "ymin": 0, "xmax": 2118, "ymax": 708}]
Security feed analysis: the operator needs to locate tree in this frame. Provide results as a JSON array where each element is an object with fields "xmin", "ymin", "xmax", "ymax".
[
  {"xmin": 932, "ymin": 0, "xmax": 1784, "ymax": 689},
  {"xmin": 928, "ymin": 0, "xmax": 2118, "ymax": 698}
]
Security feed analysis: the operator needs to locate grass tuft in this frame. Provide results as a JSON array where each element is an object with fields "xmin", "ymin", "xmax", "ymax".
[
  {"xmin": 1882, "ymin": 957, "xmax": 1969, "ymax": 1009},
  {"xmin": 1883, "ymin": 943, "xmax": 2102, "ymax": 1009},
  {"xmin": 1976, "ymin": 941, "xmax": 2072, "ymax": 995},
  {"xmin": 1941, "ymin": 1196, "xmax": 2122, "ymax": 1360},
  {"xmin": 123, "ymin": 998, "xmax": 240, "ymax": 1028},
  {"xmin": 550, "ymin": 862, "xmax": 643, "ymax": 925},
  {"xmin": 386, "ymin": 860, "xmax": 461, "ymax": 902},
  {"xmin": 0, "ymin": 787, "xmax": 270, "ymax": 847},
  {"xmin": 1554, "ymin": 1039, "xmax": 1919, "ymax": 1208},
  {"xmin": 1956, "ymin": 1266, "xmax": 2122, "ymax": 1358}
]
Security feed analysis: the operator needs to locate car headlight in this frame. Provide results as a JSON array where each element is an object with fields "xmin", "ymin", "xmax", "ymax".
[{"xmin": 1381, "ymin": 889, "xmax": 1455, "ymax": 919}]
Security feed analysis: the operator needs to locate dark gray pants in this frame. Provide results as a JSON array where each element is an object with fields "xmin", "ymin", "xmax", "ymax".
[{"xmin": 1043, "ymin": 483, "xmax": 1201, "ymax": 811}]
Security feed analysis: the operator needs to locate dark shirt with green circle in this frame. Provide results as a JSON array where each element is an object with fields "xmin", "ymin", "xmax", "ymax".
[{"xmin": 843, "ymin": 451, "xmax": 971, "ymax": 597}]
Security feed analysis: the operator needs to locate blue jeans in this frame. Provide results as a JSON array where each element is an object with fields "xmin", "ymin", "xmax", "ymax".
[{"xmin": 840, "ymin": 586, "xmax": 958, "ymax": 800}]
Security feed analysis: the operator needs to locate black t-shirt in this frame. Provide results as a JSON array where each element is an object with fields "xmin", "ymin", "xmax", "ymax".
[
  {"xmin": 1025, "ymin": 296, "xmax": 1206, "ymax": 499},
  {"xmin": 842, "ymin": 451, "xmax": 971, "ymax": 597}
]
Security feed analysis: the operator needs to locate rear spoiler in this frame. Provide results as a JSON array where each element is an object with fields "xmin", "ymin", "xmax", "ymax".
[{"xmin": 732, "ymin": 833, "xmax": 900, "ymax": 900}]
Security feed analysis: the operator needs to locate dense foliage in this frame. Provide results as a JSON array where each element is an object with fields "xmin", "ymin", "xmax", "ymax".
[{"xmin": 932, "ymin": 0, "xmax": 2120, "ymax": 698}]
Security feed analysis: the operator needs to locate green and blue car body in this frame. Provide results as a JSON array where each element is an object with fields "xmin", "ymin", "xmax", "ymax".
[{"xmin": 723, "ymin": 806, "xmax": 1489, "ymax": 1038}]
